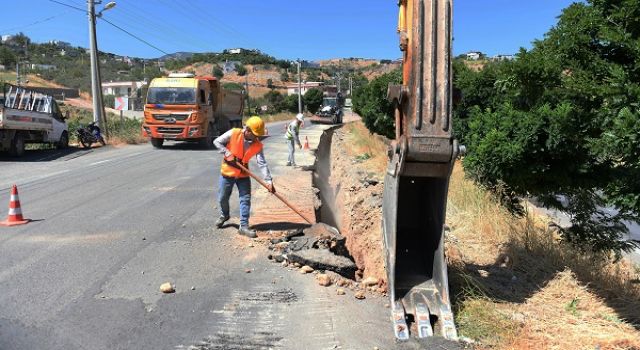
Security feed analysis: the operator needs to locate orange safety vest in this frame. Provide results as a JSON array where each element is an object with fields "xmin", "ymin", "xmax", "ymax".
[{"xmin": 220, "ymin": 128, "xmax": 263, "ymax": 178}]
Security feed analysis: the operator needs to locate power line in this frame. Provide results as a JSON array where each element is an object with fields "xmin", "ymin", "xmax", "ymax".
[
  {"xmin": 47, "ymin": 0, "xmax": 169, "ymax": 56},
  {"xmin": 99, "ymin": 17, "xmax": 170, "ymax": 55},
  {"xmin": 0, "ymin": 11, "xmax": 71, "ymax": 32},
  {"xmin": 47, "ymin": 0, "xmax": 85, "ymax": 13}
]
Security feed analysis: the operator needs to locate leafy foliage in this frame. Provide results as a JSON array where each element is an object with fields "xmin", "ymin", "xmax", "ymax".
[
  {"xmin": 303, "ymin": 88, "xmax": 323, "ymax": 113},
  {"xmin": 352, "ymin": 69, "xmax": 400, "ymax": 139},
  {"xmin": 455, "ymin": 0, "xmax": 640, "ymax": 253},
  {"xmin": 212, "ymin": 66, "xmax": 224, "ymax": 79},
  {"xmin": 236, "ymin": 64, "xmax": 247, "ymax": 76}
]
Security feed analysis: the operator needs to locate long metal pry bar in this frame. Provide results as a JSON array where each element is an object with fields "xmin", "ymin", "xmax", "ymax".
[{"xmin": 383, "ymin": 0, "xmax": 461, "ymax": 340}]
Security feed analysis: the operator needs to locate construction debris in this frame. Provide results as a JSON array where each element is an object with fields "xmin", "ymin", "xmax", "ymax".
[
  {"xmin": 160, "ymin": 282, "xmax": 175, "ymax": 293},
  {"xmin": 266, "ymin": 223, "xmax": 357, "ymax": 279}
]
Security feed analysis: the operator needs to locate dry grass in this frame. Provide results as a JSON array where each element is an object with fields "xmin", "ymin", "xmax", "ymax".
[
  {"xmin": 342, "ymin": 121, "xmax": 389, "ymax": 173},
  {"xmin": 446, "ymin": 162, "xmax": 640, "ymax": 349}
]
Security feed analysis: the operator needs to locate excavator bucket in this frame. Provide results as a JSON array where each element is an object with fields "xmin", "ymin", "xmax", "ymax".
[{"xmin": 383, "ymin": 0, "xmax": 461, "ymax": 340}]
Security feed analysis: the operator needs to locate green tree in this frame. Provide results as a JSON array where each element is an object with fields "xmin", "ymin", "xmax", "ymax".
[
  {"xmin": 267, "ymin": 78, "xmax": 274, "ymax": 89},
  {"xmin": 303, "ymin": 88, "xmax": 323, "ymax": 113},
  {"xmin": 236, "ymin": 64, "xmax": 247, "ymax": 76},
  {"xmin": 456, "ymin": 0, "xmax": 640, "ymax": 254},
  {"xmin": 0, "ymin": 47, "xmax": 17, "ymax": 67},
  {"xmin": 212, "ymin": 66, "xmax": 224, "ymax": 79},
  {"xmin": 352, "ymin": 69, "xmax": 400, "ymax": 139},
  {"xmin": 281, "ymin": 94, "xmax": 300, "ymax": 113}
]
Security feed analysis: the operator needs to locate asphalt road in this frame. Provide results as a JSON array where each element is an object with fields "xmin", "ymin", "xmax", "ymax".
[{"xmin": 0, "ymin": 122, "xmax": 462, "ymax": 350}]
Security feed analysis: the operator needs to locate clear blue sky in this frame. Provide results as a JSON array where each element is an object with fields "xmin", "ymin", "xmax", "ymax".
[{"xmin": 1, "ymin": 0, "xmax": 578, "ymax": 60}]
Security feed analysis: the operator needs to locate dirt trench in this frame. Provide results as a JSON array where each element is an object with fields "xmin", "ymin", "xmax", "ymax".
[{"xmin": 312, "ymin": 126, "xmax": 387, "ymax": 289}]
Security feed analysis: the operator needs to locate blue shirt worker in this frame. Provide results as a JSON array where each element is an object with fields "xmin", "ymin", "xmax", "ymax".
[
  {"xmin": 285, "ymin": 113, "xmax": 304, "ymax": 166},
  {"xmin": 213, "ymin": 116, "xmax": 275, "ymax": 238}
]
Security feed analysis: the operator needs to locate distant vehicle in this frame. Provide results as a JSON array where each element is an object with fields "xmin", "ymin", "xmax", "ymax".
[
  {"xmin": 344, "ymin": 98, "xmax": 353, "ymax": 108},
  {"xmin": 0, "ymin": 84, "xmax": 69, "ymax": 157},
  {"xmin": 311, "ymin": 92, "xmax": 344, "ymax": 124},
  {"xmin": 142, "ymin": 73, "xmax": 244, "ymax": 149}
]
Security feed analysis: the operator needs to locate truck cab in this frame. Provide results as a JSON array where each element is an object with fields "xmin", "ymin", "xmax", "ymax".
[{"xmin": 142, "ymin": 73, "xmax": 243, "ymax": 149}]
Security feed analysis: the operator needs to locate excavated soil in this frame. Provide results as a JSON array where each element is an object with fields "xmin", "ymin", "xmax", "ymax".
[{"xmin": 314, "ymin": 126, "xmax": 387, "ymax": 289}]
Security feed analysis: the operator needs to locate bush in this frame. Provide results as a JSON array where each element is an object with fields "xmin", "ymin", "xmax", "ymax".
[
  {"xmin": 236, "ymin": 64, "xmax": 247, "ymax": 76},
  {"xmin": 103, "ymin": 94, "xmax": 116, "ymax": 109},
  {"xmin": 212, "ymin": 66, "xmax": 224, "ymax": 79},
  {"xmin": 352, "ymin": 69, "xmax": 400, "ymax": 139},
  {"xmin": 281, "ymin": 94, "xmax": 300, "ymax": 113},
  {"xmin": 303, "ymin": 88, "xmax": 323, "ymax": 114}
]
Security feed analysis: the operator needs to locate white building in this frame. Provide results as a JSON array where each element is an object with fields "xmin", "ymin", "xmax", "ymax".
[
  {"xmin": 466, "ymin": 51, "xmax": 482, "ymax": 60},
  {"xmin": 286, "ymin": 82, "xmax": 325, "ymax": 96},
  {"xmin": 1, "ymin": 35, "xmax": 13, "ymax": 43},
  {"xmin": 102, "ymin": 81, "xmax": 147, "ymax": 97},
  {"xmin": 493, "ymin": 54, "xmax": 515, "ymax": 61},
  {"xmin": 228, "ymin": 48, "xmax": 242, "ymax": 54},
  {"xmin": 30, "ymin": 64, "xmax": 57, "ymax": 71}
]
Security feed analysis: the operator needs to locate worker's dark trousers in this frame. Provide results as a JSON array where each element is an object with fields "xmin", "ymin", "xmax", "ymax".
[{"xmin": 218, "ymin": 175, "xmax": 251, "ymax": 228}]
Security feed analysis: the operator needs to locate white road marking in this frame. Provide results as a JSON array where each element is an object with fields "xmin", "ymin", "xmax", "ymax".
[{"xmin": 90, "ymin": 159, "xmax": 113, "ymax": 166}]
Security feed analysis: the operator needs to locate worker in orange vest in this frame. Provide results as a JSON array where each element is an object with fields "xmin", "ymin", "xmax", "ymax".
[{"xmin": 213, "ymin": 116, "xmax": 275, "ymax": 238}]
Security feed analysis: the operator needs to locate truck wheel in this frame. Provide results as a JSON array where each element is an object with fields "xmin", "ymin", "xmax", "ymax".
[
  {"xmin": 151, "ymin": 138, "xmax": 164, "ymax": 148},
  {"xmin": 200, "ymin": 123, "xmax": 216, "ymax": 149},
  {"xmin": 57, "ymin": 132, "xmax": 69, "ymax": 149},
  {"xmin": 9, "ymin": 133, "xmax": 26, "ymax": 157}
]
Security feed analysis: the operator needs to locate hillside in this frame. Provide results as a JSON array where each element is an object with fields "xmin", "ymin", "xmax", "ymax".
[{"xmin": 0, "ymin": 34, "xmax": 399, "ymax": 101}]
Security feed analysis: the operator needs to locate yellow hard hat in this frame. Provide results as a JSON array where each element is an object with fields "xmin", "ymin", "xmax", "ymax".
[{"xmin": 246, "ymin": 116, "xmax": 266, "ymax": 136}]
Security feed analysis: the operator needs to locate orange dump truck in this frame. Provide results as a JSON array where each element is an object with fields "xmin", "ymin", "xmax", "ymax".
[{"xmin": 142, "ymin": 73, "xmax": 244, "ymax": 148}]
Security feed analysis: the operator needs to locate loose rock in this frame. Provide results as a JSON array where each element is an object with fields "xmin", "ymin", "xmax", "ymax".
[
  {"xmin": 354, "ymin": 291, "xmax": 366, "ymax": 300},
  {"xmin": 160, "ymin": 282, "xmax": 175, "ymax": 293},
  {"xmin": 336, "ymin": 289, "xmax": 346, "ymax": 295},
  {"xmin": 317, "ymin": 273, "xmax": 332, "ymax": 286},
  {"xmin": 362, "ymin": 276, "xmax": 379, "ymax": 287},
  {"xmin": 300, "ymin": 265, "xmax": 314, "ymax": 274}
]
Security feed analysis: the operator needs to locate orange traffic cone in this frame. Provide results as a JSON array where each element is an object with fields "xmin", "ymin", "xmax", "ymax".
[
  {"xmin": 303, "ymin": 136, "xmax": 310, "ymax": 150},
  {"xmin": 0, "ymin": 185, "xmax": 30, "ymax": 226}
]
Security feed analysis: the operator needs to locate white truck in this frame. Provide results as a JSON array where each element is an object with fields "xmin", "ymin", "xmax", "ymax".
[{"xmin": 0, "ymin": 84, "xmax": 69, "ymax": 157}]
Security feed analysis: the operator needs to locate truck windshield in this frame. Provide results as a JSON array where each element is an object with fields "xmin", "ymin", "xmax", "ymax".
[
  {"xmin": 147, "ymin": 87, "xmax": 196, "ymax": 105},
  {"xmin": 323, "ymin": 98, "xmax": 337, "ymax": 107}
]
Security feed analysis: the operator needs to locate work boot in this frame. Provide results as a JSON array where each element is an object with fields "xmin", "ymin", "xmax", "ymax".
[
  {"xmin": 215, "ymin": 215, "xmax": 229, "ymax": 228},
  {"xmin": 286, "ymin": 162, "xmax": 292, "ymax": 166},
  {"xmin": 238, "ymin": 226, "xmax": 257, "ymax": 238}
]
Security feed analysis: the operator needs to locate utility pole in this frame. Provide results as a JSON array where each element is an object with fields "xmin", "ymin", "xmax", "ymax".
[
  {"xmin": 245, "ymin": 75, "xmax": 251, "ymax": 115},
  {"xmin": 349, "ymin": 76, "xmax": 353, "ymax": 97},
  {"xmin": 297, "ymin": 59, "xmax": 302, "ymax": 114},
  {"xmin": 16, "ymin": 62, "xmax": 20, "ymax": 86},
  {"xmin": 88, "ymin": 0, "xmax": 104, "ymax": 128}
]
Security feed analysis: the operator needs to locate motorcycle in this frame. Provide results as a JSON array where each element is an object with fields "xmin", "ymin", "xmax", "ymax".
[{"xmin": 76, "ymin": 122, "xmax": 106, "ymax": 149}]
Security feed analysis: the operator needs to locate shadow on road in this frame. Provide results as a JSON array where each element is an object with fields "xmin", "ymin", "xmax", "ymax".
[
  {"xmin": 153, "ymin": 143, "xmax": 215, "ymax": 152},
  {"xmin": 0, "ymin": 146, "xmax": 102, "ymax": 162}
]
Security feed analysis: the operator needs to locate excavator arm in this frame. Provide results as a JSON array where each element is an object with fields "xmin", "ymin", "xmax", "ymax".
[{"xmin": 383, "ymin": 0, "xmax": 463, "ymax": 340}]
